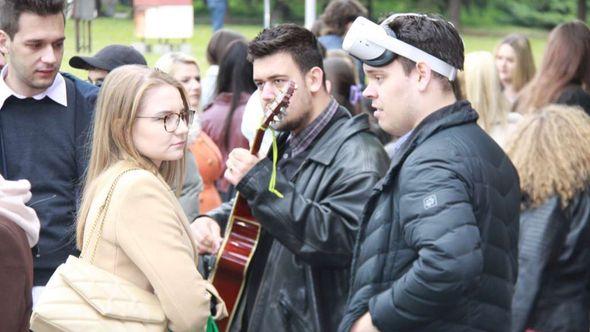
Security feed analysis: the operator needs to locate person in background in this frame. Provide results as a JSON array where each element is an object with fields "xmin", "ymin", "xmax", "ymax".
[
  {"xmin": 318, "ymin": 0, "xmax": 368, "ymax": 51},
  {"xmin": 155, "ymin": 52, "xmax": 224, "ymax": 213},
  {"xmin": 0, "ymin": 175, "xmax": 40, "ymax": 332},
  {"xmin": 318, "ymin": 0, "xmax": 369, "ymax": 91},
  {"xmin": 494, "ymin": 34, "xmax": 536, "ymax": 104},
  {"xmin": 200, "ymin": 29, "xmax": 246, "ymax": 109},
  {"xmin": 0, "ymin": 51, "xmax": 5, "ymax": 69},
  {"xmin": 507, "ymin": 104, "xmax": 590, "ymax": 332},
  {"xmin": 516, "ymin": 21, "xmax": 590, "ymax": 115},
  {"xmin": 200, "ymin": 40, "xmax": 256, "ymax": 201},
  {"xmin": 0, "ymin": 0, "xmax": 97, "ymax": 303},
  {"xmin": 206, "ymin": 0, "xmax": 227, "ymax": 32},
  {"xmin": 324, "ymin": 54, "xmax": 362, "ymax": 115},
  {"xmin": 459, "ymin": 51, "xmax": 522, "ymax": 147},
  {"xmin": 69, "ymin": 44, "xmax": 147, "ymax": 87},
  {"xmin": 73, "ymin": 65, "xmax": 225, "ymax": 331}
]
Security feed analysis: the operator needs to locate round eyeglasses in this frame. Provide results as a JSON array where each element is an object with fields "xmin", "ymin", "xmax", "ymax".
[{"xmin": 136, "ymin": 110, "xmax": 195, "ymax": 133}]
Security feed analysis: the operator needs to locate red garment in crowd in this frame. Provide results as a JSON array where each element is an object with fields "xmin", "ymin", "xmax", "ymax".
[
  {"xmin": 190, "ymin": 132, "xmax": 223, "ymax": 213},
  {"xmin": 200, "ymin": 92, "xmax": 250, "ymax": 194},
  {"xmin": 0, "ymin": 217, "xmax": 33, "ymax": 332}
]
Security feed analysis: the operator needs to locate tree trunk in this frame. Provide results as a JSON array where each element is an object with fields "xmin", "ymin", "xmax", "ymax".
[
  {"xmin": 578, "ymin": 0, "xmax": 587, "ymax": 22},
  {"xmin": 448, "ymin": 0, "xmax": 461, "ymax": 31}
]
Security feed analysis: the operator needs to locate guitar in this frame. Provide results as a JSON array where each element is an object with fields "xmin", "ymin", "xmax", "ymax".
[{"xmin": 210, "ymin": 82, "xmax": 295, "ymax": 331}]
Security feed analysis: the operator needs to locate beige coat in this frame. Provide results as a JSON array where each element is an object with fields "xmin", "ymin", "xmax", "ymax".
[{"xmin": 80, "ymin": 161, "xmax": 225, "ymax": 332}]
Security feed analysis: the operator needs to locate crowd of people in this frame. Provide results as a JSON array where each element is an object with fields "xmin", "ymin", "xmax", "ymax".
[{"xmin": 0, "ymin": 0, "xmax": 589, "ymax": 331}]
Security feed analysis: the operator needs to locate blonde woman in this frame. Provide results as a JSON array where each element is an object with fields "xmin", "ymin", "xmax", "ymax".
[
  {"xmin": 506, "ymin": 104, "xmax": 590, "ymax": 332},
  {"xmin": 76, "ymin": 65, "xmax": 225, "ymax": 331},
  {"xmin": 155, "ymin": 52, "xmax": 224, "ymax": 213},
  {"xmin": 494, "ymin": 34, "xmax": 536, "ymax": 104},
  {"xmin": 459, "ymin": 51, "xmax": 522, "ymax": 147}
]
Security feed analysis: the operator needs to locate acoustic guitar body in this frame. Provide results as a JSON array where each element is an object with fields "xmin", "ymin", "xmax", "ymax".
[
  {"xmin": 208, "ymin": 81, "xmax": 294, "ymax": 332},
  {"xmin": 210, "ymin": 194, "xmax": 260, "ymax": 331}
]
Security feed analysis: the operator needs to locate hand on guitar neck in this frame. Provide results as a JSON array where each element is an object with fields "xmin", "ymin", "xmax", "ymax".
[
  {"xmin": 191, "ymin": 81, "xmax": 295, "ymax": 256},
  {"xmin": 224, "ymin": 148, "xmax": 262, "ymax": 186}
]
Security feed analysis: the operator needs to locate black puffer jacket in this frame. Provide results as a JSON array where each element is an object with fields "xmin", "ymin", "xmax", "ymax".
[
  {"xmin": 512, "ymin": 190, "xmax": 590, "ymax": 332},
  {"xmin": 209, "ymin": 111, "xmax": 389, "ymax": 332},
  {"xmin": 339, "ymin": 101, "xmax": 521, "ymax": 332}
]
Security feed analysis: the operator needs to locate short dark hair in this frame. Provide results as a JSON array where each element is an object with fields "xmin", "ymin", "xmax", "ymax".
[
  {"xmin": 0, "ymin": 0, "xmax": 65, "ymax": 38},
  {"xmin": 321, "ymin": 0, "xmax": 368, "ymax": 36},
  {"xmin": 386, "ymin": 14, "xmax": 464, "ymax": 91},
  {"xmin": 248, "ymin": 23, "xmax": 325, "ymax": 77}
]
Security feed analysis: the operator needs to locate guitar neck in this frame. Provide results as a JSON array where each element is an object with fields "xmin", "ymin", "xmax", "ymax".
[{"xmin": 249, "ymin": 126, "xmax": 269, "ymax": 156}]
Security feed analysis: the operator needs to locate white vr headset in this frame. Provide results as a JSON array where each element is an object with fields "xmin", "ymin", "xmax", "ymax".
[{"xmin": 343, "ymin": 15, "xmax": 458, "ymax": 81}]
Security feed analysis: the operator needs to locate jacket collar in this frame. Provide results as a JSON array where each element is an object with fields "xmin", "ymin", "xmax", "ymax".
[
  {"xmin": 306, "ymin": 108, "xmax": 370, "ymax": 165},
  {"xmin": 381, "ymin": 100, "xmax": 479, "ymax": 187}
]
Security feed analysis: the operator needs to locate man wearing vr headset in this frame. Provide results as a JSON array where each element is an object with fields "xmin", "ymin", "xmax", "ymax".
[
  {"xmin": 192, "ymin": 23, "xmax": 389, "ymax": 331},
  {"xmin": 340, "ymin": 14, "xmax": 520, "ymax": 332}
]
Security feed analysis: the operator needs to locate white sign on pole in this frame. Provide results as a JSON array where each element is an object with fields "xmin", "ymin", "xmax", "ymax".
[
  {"xmin": 305, "ymin": 0, "xmax": 317, "ymax": 29},
  {"xmin": 143, "ymin": 5, "xmax": 194, "ymax": 39}
]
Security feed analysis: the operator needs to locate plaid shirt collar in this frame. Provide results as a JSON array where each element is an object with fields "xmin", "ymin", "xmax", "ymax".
[{"xmin": 287, "ymin": 98, "xmax": 339, "ymax": 157}]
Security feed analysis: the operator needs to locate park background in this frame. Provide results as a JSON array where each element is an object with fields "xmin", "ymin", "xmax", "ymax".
[{"xmin": 63, "ymin": 0, "xmax": 590, "ymax": 78}]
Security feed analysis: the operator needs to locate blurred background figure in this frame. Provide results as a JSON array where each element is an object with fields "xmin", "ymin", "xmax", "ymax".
[
  {"xmin": 317, "ymin": 0, "xmax": 368, "ymax": 50},
  {"xmin": 200, "ymin": 29, "xmax": 246, "ymax": 109},
  {"xmin": 0, "ymin": 51, "xmax": 5, "ymax": 70},
  {"xmin": 507, "ymin": 104, "xmax": 590, "ymax": 332},
  {"xmin": 69, "ymin": 44, "xmax": 147, "ymax": 87},
  {"xmin": 206, "ymin": 0, "xmax": 227, "ymax": 32},
  {"xmin": 494, "ymin": 34, "xmax": 536, "ymax": 104},
  {"xmin": 155, "ymin": 52, "xmax": 224, "ymax": 213},
  {"xmin": 515, "ymin": 20, "xmax": 590, "ymax": 115},
  {"xmin": 0, "ymin": 176, "xmax": 40, "ymax": 332},
  {"xmin": 317, "ymin": 0, "xmax": 369, "ymax": 88},
  {"xmin": 201, "ymin": 40, "xmax": 256, "ymax": 201},
  {"xmin": 324, "ymin": 53, "xmax": 361, "ymax": 115},
  {"xmin": 459, "ymin": 51, "xmax": 521, "ymax": 147}
]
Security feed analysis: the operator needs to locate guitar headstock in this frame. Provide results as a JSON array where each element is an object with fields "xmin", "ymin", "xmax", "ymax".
[{"xmin": 261, "ymin": 81, "xmax": 296, "ymax": 129}]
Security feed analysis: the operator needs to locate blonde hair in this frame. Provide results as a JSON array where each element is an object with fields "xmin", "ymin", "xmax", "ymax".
[
  {"xmin": 155, "ymin": 52, "xmax": 202, "ymax": 142},
  {"xmin": 154, "ymin": 52, "xmax": 199, "ymax": 78},
  {"xmin": 494, "ymin": 34, "xmax": 536, "ymax": 92},
  {"xmin": 505, "ymin": 104, "xmax": 590, "ymax": 208},
  {"xmin": 76, "ymin": 65, "xmax": 189, "ymax": 248},
  {"xmin": 459, "ymin": 51, "xmax": 510, "ymax": 132}
]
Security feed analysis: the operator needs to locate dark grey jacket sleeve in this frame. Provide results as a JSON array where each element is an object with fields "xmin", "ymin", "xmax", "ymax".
[
  {"xmin": 369, "ymin": 153, "xmax": 483, "ymax": 330},
  {"xmin": 236, "ymin": 157, "xmax": 384, "ymax": 269}
]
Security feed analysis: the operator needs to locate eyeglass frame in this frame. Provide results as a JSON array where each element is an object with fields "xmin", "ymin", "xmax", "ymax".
[{"xmin": 135, "ymin": 109, "xmax": 195, "ymax": 133}]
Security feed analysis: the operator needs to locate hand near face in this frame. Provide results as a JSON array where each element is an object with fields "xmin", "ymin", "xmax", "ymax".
[
  {"xmin": 224, "ymin": 148, "xmax": 262, "ymax": 186},
  {"xmin": 351, "ymin": 312, "xmax": 379, "ymax": 332}
]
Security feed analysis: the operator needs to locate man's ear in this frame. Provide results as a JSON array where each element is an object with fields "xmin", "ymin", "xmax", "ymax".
[
  {"xmin": 0, "ymin": 30, "xmax": 10, "ymax": 54},
  {"xmin": 306, "ymin": 66, "xmax": 325, "ymax": 93},
  {"xmin": 415, "ymin": 62, "xmax": 432, "ymax": 92}
]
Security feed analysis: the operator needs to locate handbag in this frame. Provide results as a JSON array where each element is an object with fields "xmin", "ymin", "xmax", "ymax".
[{"xmin": 30, "ymin": 169, "xmax": 168, "ymax": 332}]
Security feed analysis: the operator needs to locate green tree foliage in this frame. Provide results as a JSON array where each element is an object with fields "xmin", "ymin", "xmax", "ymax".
[
  {"xmin": 189, "ymin": 0, "xmax": 587, "ymax": 29},
  {"xmin": 495, "ymin": 0, "xmax": 581, "ymax": 28}
]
